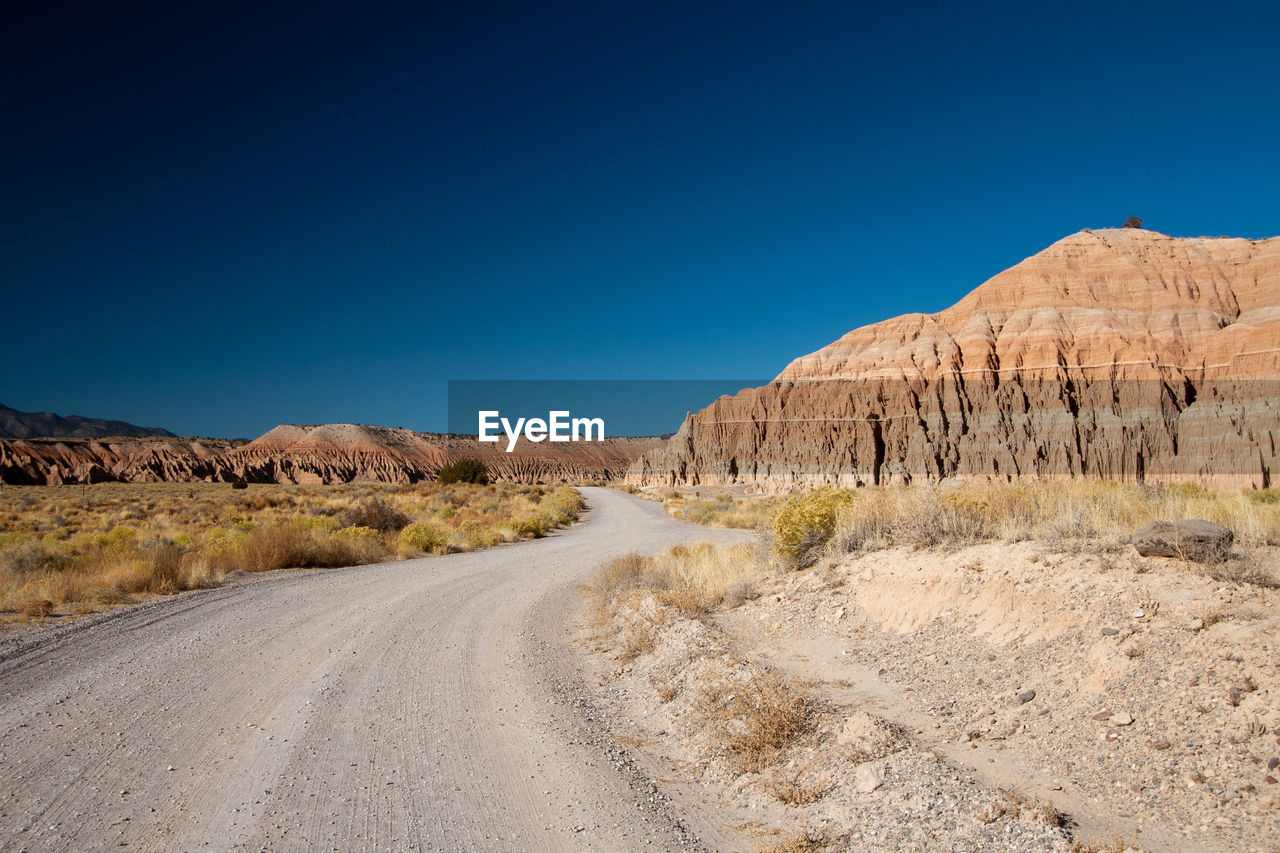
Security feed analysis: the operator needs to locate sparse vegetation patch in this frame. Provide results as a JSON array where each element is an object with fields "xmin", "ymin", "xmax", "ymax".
[{"xmin": 0, "ymin": 480, "xmax": 584, "ymax": 625}]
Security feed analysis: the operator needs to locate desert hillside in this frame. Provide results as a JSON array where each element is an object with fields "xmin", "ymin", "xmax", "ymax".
[
  {"xmin": 0, "ymin": 424, "xmax": 663, "ymax": 485},
  {"xmin": 628, "ymin": 229, "xmax": 1280, "ymax": 492}
]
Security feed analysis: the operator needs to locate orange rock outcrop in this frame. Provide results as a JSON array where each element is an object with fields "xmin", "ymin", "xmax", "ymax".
[
  {"xmin": 628, "ymin": 229, "xmax": 1280, "ymax": 492},
  {"xmin": 0, "ymin": 425, "xmax": 661, "ymax": 485}
]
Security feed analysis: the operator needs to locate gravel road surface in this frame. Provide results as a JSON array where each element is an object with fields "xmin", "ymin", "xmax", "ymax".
[{"xmin": 0, "ymin": 488, "xmax": 749, "ymax": 852}]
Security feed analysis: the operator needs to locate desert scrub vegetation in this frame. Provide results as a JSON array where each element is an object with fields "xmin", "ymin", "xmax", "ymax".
[
  {"xmin": 657, "ymin": 489, "xmax": 782, "ymax": 530},
  {"xmin": 0, "ymin": 480, "xmax": 584, "ymax": 625},
  {"xmin": 757, "ymin": 479, "xmax": 1280, "ymax": 572},
  {"xmin": 436, "ymin": 458, "xmax": 490, "ymax": 485},
  {"xmin": 586, "ymin": 545, "xmax": 808, "ymax": 768},
  {"xmin": 772, "ymin": 486, "xmax": 854, "ymax": 568},
  {"xmin": 591, "ymin": 543, "xmax": 767, "ymax": 619},
  {"xmin": 694, "ymin": 668, "xmax": 813, "ymax": 773}
]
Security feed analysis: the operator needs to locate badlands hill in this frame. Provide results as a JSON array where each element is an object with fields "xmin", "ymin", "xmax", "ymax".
[
  {"xmin": 0, "ymin": 424, "xmax": 662, "ymax": 485},
  {"xmin": 0, "ymin": 403, "xmax": 175, "ymax": 440},
  {"xmin": 628, "ymin": 228, "xmax": 1280, "ymax": 492}
]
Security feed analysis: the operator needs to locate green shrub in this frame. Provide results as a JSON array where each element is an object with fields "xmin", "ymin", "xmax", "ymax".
[
  {"xmin": 332, "ymin": 525, "xmax": 382, "ymax": 542},
  {"xmin": 397, "ymin": 522, "xmax": 451, "ymax": 554},
  {"xmin": 511, "ymin": 513, "xmax": 552, "ymax": 538},
  {"xmin": 437, "ymin": 459, "xmax": 489, "ymax": 485},
  {"xmin": 772, "ymin": 487, "xmax": 854, "ymax": 568},
  {"xmin": 541, "ymin": 486, "xmax": 585, "ymax": 524},
  {"xmin": 455, "ymin": 520, "xmax": 499, "ymax": 550}
]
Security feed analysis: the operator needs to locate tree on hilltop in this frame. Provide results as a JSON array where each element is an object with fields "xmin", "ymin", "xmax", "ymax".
[{"xmin": 1122, "ymin": 216, "xmax": 1143, "ymax": 229}]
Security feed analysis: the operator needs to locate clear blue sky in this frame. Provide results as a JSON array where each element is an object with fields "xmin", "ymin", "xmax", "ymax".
[{"xmin": 3, "ymin": 1, "xmax": 1277, "ymax": 438}]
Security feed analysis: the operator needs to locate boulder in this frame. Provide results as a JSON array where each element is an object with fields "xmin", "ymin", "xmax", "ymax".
[{"xmin": 1129, "ymin": 520, "xmax": 1234, "ymax": 563}]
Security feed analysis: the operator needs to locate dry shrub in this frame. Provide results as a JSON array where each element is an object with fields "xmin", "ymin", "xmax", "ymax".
[
  {"xmin": 18, "ymin": 597, "xmax": 54, "ymax": 620},
  {"xmin": 0, "ymin": 539, "xmax": 45, "ymax": 574},
  {"xmin": 821, "ymin": 479, "xmax": 1280, "ymax": 555},
  {"xmin": 617, "ymin": 618, "xmax": 658, "ymax": 665},
  {"xmin": 772, "ymin": 487, "xmax": 854, "ymax": 568},
  {"xmin": 696, "ymin": 670, "xmax": 812, "ymax": 773},
  {"xmin": 591, "ymin": 544, "xmax": 767, "ymax": 619},
  {"xmin": 663, "ymin": 492, "xmax": 781, "ymax": 530},
  {"xmin": 1023, "ymin": 796, "xmax": 1066, "ymax": 827},
  {"xmin": 450, "ymin": 520, "xmax": 501, "ymax": 551},
  {"xmin": 342, "ymin": 498, "xmax": 410, "ymax": 533},
  {"xmin": 756, "ymin": 828, "xmax": 828, "ymax": 852},
  {"xmin": 396, "ymin": 521, "xmax": 451, "ymax": 555},
  {"xmin": 209, "ymin": 523, "xmax": 390, "ymax": 574},
  {"xmin": 764, "ymin": 765, "xmax": 833, "ymax": 805},
  {"xmin": 591, "ymin": 553, "xmax": 650, "ymax": 600},
  {"xmin": 1203, "ymin": 553, "xmax": 1279, "ymax": 588},
  {"xmin": 1070, "ymin": 833, "xmax": 1137, "ymax": 853},
  {"xmin": 0, "ymin": 482, "xmax": 582, "ymax": 626}
]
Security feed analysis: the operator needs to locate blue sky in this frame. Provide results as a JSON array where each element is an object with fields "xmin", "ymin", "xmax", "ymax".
[{"xmin": 3, "ymin": 1, "xmax": 1278, "ymax": 438}]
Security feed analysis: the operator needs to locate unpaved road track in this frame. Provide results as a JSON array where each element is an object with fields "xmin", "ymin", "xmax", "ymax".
[{"xmin": 0, "ymin": 488, "xmax": 748, "ymax": 852}]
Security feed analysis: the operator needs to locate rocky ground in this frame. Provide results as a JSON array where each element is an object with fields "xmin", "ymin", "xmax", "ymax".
[{"xmin": 581, "ymin": 539, "xmax": 1280, "ymax": 852}]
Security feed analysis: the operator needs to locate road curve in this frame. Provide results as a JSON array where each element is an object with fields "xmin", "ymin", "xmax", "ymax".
[{"xmin": 0, "ymin": 487, "xmax": 750, "ymax": 851}]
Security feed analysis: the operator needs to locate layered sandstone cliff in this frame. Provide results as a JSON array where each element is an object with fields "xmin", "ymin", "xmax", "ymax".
[
  {"xmin": 0, "ymin": 424, "xmax": 661, "ymax": 485},
  {"xmin": 0, "ymin": 436, "xmax": 243, "ymax": 485},
  {"xmin": 628, "ymin": 229, "xmax": 1280, "ymax": 492}
]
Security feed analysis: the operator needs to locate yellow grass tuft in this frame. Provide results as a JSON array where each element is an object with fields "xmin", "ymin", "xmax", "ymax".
[{"xmin": 591, "ymin": 543, "xmax": 767, "ymax": 619}]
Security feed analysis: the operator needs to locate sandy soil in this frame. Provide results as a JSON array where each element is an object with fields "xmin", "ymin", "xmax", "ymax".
[
  {"xmin": 0, "ymin": 488, "xmax": 748, "ymax": 851},
  {"xmin": 582, "ymin": 537, "xmax": 1280, "ymax": 852}
]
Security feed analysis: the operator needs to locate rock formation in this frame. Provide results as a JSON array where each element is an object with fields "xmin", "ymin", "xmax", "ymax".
[
  {"xmin": 0, "ymin": 403, "xmax": 175, "ymax": 439},
  {"xmin": 0, "ymin": 436, "xmax": 243, "ymax": 485},
  {"xmin": 0, "ymin": 424, "xmax": 662, "ymax": 486},
  {"xmin": 628, "ymin": 229, "xmax": 1280, "ymax": 492}
]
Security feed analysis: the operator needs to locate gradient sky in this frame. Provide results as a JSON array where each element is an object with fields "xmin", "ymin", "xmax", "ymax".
[{"xmin": 3, "ymin": 1, "xmax": 1278, "ymax": 438}]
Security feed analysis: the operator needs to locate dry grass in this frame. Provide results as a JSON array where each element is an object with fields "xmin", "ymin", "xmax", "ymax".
[
  {"xmin": 1069, "ymin": 832, "xmax": 1138, "ymax": 853},
  {"xmin": 695, "ymin": 669, "xmax": 813, "ymax": 773},
  {"xmin": 1203, "ymin": 552, "xmax": 1279, "ymax": 587},
  {"xmin": 823, "ymin": 479, "xmax": 1280, "ymax": 553},
  {"xmin": 756, "ymin": 828, "xmax": 829, "ymax": 852},
  {"xmin": 764, "ymin": 763, "xmax": 833, "ymax": 805},
  {"xmin": 979, "ymin": 790, "xmax": 1066, "ymax": 827},
  {"xmin": 659, "ymin": 491, "xmax": 782, "ymax": 530},
  {"xmin": 588, "ymin": 545, "xmax": 812, "ymax": 779},
  {"xmin": 590, "ymin": 543, "xmax": 768, "ymax": 619},
  {"xmin": 0, "ymin": 481, "xmax": 584, "ymax": 624},
  {"xmin": 652, "ymin": 479, "xmax": 1279, "ymax": 581}
]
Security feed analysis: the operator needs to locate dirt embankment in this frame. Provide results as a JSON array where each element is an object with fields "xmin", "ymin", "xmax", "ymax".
[{"xmin": 584, "ymin": 537, "xmax": 1280, "ymax": 852}]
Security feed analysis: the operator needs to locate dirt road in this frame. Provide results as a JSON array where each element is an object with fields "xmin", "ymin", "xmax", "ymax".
[{"xmin": 0, "ymin": 488, "xmax": 749, "ymax": 851}]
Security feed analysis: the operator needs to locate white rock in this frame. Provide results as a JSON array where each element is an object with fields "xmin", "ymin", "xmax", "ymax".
[{"xmin": 855, "ymin": 762, "xmax": 885, "ymax": 793}]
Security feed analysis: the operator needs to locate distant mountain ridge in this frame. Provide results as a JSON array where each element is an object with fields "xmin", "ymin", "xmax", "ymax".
[{"xmin": 0, "ymin": 403, "xmax": 175, "ymax": 439}]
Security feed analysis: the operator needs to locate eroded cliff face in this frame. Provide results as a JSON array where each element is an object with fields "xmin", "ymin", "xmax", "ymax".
[
  {"xmin": 220, "ymin": 424, "xmax": 662, "ymax": 485},
  {"xmin": 0, "ymin": 437, "xmax": 243, "ymax": 485},
  {"xmin": 0, "ymin": 425, "xmax": 662, "ymax": 485},
  {"xmin": 628, "ymin": 229, "xmax": 1280, "ymax": 492}
]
